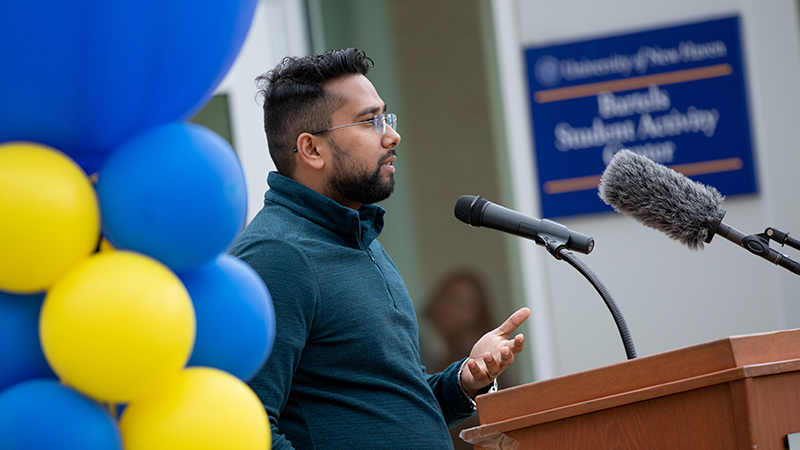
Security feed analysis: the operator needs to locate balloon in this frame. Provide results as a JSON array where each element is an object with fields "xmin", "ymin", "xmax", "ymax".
[
  {"xmin": 98, "ymin": 238, "xmax": 115, "ymax": 253},
  {"xmin": 179, "ymin": 254, "xmax": 275, "ymax": 381},
  {"xmin": 0, "ymin": 379, "xmax": 122, "ymax": 450},
  {"xmin": 0, "ymin": 142, "xmax": 100, "ymax": 293},
  {"xmin": 0, "ymin": 0, "xmax": 258, "ymax": 174},
  {"xmin": 120, "ymin": 367, "xmax": 270, "ymax": 450},
  {"xmin": 97, "ymin": 122, "xmax": 247, "ymax": 272},
  {"xmin": 0, "ymin": 292, "xmax": 56, "ymax": 393},
  {"xmin": 40, "ymin": 251, "xmax": 195, "ymax": 402}
]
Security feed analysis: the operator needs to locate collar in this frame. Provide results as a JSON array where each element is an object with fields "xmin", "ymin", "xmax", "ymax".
[{"xmin": 264, "ymin": 172, "xmax": 385, "ymax": 248}]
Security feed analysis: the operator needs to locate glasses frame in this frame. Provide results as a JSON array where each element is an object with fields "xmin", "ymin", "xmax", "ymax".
[
  {"xmin": 309, "ymin": 112, "xmax": 397, "ymax": 136},
  {"xmin": 292, "ymin": 113, "xmax": 397, "ymax": 152}
]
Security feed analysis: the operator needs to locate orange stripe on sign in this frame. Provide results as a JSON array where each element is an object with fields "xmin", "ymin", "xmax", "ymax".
[
  {"xmin": 534, "ymin": 63, "xmax": 734, "ymax": 104},
  {"xmin": 669, "ymin": 157, "xmax": 743, "ymax": 177},
  {"xmin": 543, "ymin": 174, "xmax": 603, "ymax": 195},
  {"xmin": 542, "ymin": 157, "xmax": 744, "ymax": 195}
]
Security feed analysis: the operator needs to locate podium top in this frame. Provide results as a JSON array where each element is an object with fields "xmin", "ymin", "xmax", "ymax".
[{"xmin": 475, "ymin": 328, "xmax": 800, "ymax": 426}]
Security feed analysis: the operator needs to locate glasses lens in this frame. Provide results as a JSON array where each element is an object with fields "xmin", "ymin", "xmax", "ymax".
[
  {"xmin": 375, "ymin": 114, "xmax": 385, "ymax": 134},
  {"xmin": 374, "ymin": 113, "xmax": 397, "ymax": 134}
]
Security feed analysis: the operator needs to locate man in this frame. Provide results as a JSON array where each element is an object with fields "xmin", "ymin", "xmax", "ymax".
[{"xmin": 228, "ymin": 48, "xmax": 530, "ymax": 450}]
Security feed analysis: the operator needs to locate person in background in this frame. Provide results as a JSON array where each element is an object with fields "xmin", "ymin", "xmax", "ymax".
[
  {"xmin": 422, "ymin": 271, "xmax": 498, "ymax": 449},
  {"xmin": 227, "ymin": 47, "xmax": 530, "ymax": 450},
  {"xmin": 424, "ymin": 271, "xmax": 496, "ymax": 373}
]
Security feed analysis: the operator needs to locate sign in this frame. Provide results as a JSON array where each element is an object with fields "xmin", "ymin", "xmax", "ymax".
[{"xmin": 525, "ymin": 16, "xmax": 756, "ymax": 218}]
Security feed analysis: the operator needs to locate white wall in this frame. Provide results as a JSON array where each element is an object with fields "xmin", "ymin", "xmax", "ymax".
[
  {"xmin": 494, "ymin": 0, "xmax": 800, "ymax": 379},
  {"xmin": 215, "ymin": 0, "xmax": 310, "ymax": 222}
]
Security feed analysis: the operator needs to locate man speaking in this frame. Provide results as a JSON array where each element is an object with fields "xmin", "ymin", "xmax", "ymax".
[{"xmin": 228, "ymin": 48, "xmax": 530, "ymax": 450}]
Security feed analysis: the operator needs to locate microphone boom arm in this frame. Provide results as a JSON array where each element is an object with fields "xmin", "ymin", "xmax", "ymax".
[
  {"xmin": 714, "ymin": 222, "xmax": 800, "ymax": 276},
  {"xmin": 552, "ymin": 244, "xmax": 637, "ymax": 360},
  {"xmin": 540, "ymin": 233, "xmax": 637, "ymax": 360},
  {"xmin": 766, "ymin": 227, "xmax": 800, "ymax": 251}
]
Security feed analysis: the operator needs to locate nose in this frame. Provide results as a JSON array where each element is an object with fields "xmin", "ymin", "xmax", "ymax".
[{"xmin": 383, "ymin": 124, "xmax": 401, "ymax": 148}]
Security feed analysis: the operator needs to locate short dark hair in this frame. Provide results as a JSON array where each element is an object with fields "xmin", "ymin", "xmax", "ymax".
[{"xmin": 256, "ymin": 48, "xmax": 374, "ymax": 177}]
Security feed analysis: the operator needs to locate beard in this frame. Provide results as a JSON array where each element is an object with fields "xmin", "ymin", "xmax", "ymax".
[{"xmin": 326, "ymin": 143, "xmax": 396, "ymax": 207}]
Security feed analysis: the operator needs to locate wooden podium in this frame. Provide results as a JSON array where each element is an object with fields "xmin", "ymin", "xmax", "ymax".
[{"xmin": 462, "ymin": 329, "xmax": 800, "ymax": 449}]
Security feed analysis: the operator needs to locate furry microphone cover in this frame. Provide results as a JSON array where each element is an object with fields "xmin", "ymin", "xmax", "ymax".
[{"xmin": 598, "ymin": 149, "xmax": 725, "ymax": 250}]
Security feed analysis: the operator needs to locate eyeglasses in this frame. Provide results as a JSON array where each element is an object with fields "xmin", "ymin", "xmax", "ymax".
[
  {"xmin": 311, "ymin": 113, "xmax": 397, "ymax": 136},
  {"xmin": 292, "ymin": 113, "xmax": 397, "ymax": 152}
]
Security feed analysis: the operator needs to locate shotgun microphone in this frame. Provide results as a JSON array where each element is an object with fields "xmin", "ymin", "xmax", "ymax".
[
  {"xmin": 598, "ymin": 149, "xmax": 800, "ymax": 275},
  {"xmin": 598, "ymin": 149, "xmax": 726, "ymax": 250}
]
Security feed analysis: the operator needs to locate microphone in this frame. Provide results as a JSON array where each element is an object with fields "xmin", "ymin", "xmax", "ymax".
[
  {"xmin": 598, "ymin": 149, "xmax": 800, "ymax": 274},
  {"xmin": 455, "ymin": 194, "xmax": 639, "ymax": 359},
  {"xmin": 454, "ymin": 195, "xmax": 594, "ymax": 255},
  {"xmin": 598, "ymin": 149, "xmax": 726, "ymax": 250}
]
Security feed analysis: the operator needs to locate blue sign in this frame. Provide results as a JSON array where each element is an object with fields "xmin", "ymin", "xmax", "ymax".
[{"xmin": 525, "ymin": 16, "xmax": 756, "ymax": 218}]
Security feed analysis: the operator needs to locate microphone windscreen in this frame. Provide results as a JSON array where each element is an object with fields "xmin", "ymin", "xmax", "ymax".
[{"xmin": 598, "ymin": 150, "xmax": 725, "ymax": 250}]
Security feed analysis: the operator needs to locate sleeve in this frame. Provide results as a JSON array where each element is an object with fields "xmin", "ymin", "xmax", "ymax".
[
  {"xmin": 229, "ymin": 238, "xmax": 320, "ymax": 450},
  {"xmin": 425, "ymin": 358, "xmax": 477, "ymax": 428}
]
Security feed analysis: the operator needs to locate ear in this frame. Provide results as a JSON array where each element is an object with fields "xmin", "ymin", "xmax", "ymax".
[{"xmin": 294, "ymin": 132, "xmax": 325, "ymax": 171}]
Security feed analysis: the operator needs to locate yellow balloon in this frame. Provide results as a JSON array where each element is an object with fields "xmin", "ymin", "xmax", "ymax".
[
  {"xmin": 40, "ymin": 251, "xmax": 195, "ymax": 402},
  {"xmin": 0, "ymin": 142, "xmax": 100, "ymax": 293},
  {"xmin": 120, "ymin": 367, "xmax": 270, "ymax": 450},
  {"xmin": 99, "ymin": 237, "xmax": 115, "ymax": 252}
]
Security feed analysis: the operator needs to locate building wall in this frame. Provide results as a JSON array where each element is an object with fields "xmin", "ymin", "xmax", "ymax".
[
  {"xmin": 496, "ymin": 0, "xmax": 800, "ymax": 378},
  {"xmin": 388, "ymin": 0, "xmax": 533, "ymax": 386}
]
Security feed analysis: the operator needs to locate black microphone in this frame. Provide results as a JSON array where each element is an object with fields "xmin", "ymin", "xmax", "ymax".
[
  {"xmin": 454, "ymin": 195, "xmax": 594, "ymax": 255},
  {"xmin": 455, "ymin": 194, "xmax": 640, "ymax": 359},
  {"xmin": 598, "ymin": 149, "xmax": 800, "ymax": 274}
]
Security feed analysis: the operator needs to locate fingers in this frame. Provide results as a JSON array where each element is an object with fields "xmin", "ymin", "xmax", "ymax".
[
  {"xmin": 462, "ymin": 309, "xmax": 530, "ymax": 391},
  {"xmin": 470, "ymin": 345, "xmax": 520, "ymax": 382},
  {"xmin": 466, "ymin": 359, "xmax": 485, "ymax": 383},
  {"xmin": 494, "ymin": 307, "xmax": 531, "ymax": 338},
  {"xmin": 483, "ymin": 353, "xmax": 501, "ymax": 380},
  {"xmin": 463, "ymin": 335, "xmax": 528, "ymax": 392},
  {"xmin": 467, "ymin": 356, "xmax": 498, "ymax": 384},
  {"xmin": 498, "ymin": 345, "xmax": 516, "ymax": 368},
  {"xmin": 511, "ymin": 333, "xmax": 525, "ymax": 354}
]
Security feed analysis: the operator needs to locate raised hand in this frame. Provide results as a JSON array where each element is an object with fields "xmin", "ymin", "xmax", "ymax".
[{"xmin": 460, "ymin": 307, "xmax": 531, "ymax": 397}]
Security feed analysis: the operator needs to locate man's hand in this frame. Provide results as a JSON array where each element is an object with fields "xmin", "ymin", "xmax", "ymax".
[{"xmin": 459, "ymin": 307, "xmax": 531, "ymax": 397}]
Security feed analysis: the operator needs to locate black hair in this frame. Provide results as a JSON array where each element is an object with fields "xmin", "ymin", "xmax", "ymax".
[{"xmin": 255, "ymin": 48, "xmax": 374, "ymax": 177}]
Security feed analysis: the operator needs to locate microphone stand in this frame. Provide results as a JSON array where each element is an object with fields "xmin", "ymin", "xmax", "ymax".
[
  {"xmin": 538, "ymin": 235, "xmax": 637, "ymax": 360},
  {"xmin": 765, "ymin": 228, "xmax": 800, "ymax": 250},
  {"xmin": 714, "ymin": 221, "xmax": 800, "ymax": 276}
]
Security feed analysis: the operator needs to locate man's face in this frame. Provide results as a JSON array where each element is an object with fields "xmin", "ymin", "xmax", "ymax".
[
  {"xmin": 318, "ymin": 74, "xmax": 401, "ymax": 209},
  {"xmin": 327, "ymin": 139, "xmax": 396, "ymax": 207}
]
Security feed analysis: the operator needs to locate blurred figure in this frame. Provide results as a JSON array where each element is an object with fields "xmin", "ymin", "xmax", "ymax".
[{"xmin": 423, "ymin": 271, "xmax": 495, "ymax": 450}]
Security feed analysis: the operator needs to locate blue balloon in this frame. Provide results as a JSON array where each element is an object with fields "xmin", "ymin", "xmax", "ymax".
[
  {"xmin": 0, "ymin": 379, "xmax": 122, "ymax": 450},
  {"xmin": 0, "ymin": 0, "xmax": 257, "ymax": 174},
  {"xmin": 0, "ymin": 292, "xmax": 56, "ymax": 393},
  {"xmin": 96, "ymin": 122, "xmax": 247, "ymax": 272},
  {"xmin": 179, "ymin": 254, "xmax": 275, "ymax": 381}
]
